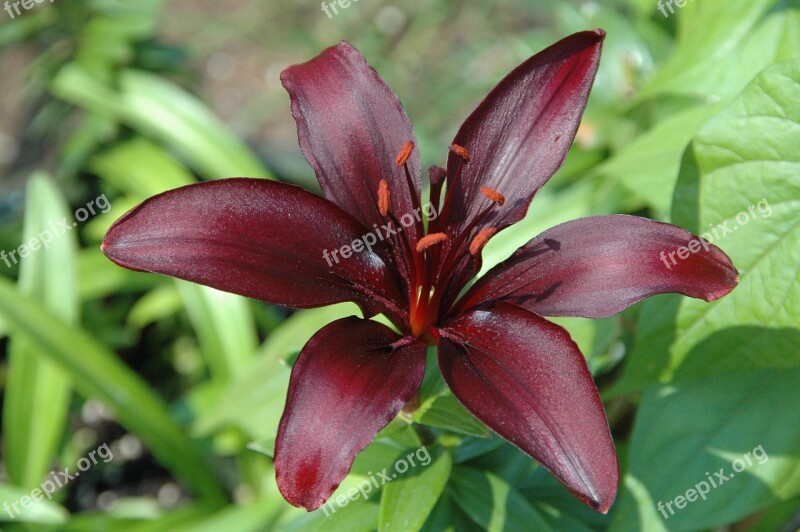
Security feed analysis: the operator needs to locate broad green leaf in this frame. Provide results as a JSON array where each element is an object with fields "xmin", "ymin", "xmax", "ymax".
[
  {"xmin": 613, "ymin": 59, "xmax": 800, "ymax": 394},
  {"xmin": 3, "ymin": 173, "xmax": 77, "ymax": 490},
  {"xmin": 612, "ymin": 368, "xmax": 800, "ymax": 531},
  {"xmin": 379, "ymin": 449, "xmax": 452, "ymax": 532},
  {"xmin": 0, "ymin": 483, "xmax": 69, "ymax": 525},
  {"xmin": 449, "ymin": 467, "xmax": 551, "ymax": 531},
  {"xmin": 641, "ymin": 0, "xmax": 798, "ymax": 99},
  {"xmin": 0, "ymin": 277, "xmax": 226, "ymax": 503}
]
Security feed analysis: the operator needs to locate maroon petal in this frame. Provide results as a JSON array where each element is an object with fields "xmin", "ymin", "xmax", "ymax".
[
  {"xmin": 275, "ymin": 317, "xmax": 426, "ymax": 510},
  {"xmin": 439, "ymin": 30, "xmax": 604, "ymax": 239},
  {"xmin": 438, "ymin": 303, "xmax": 618, "ymax": 512},
  {"xmin": 281, "ymin": 42, "xmax": 422, "ymax": 249},
  {"xmin": 102, "ymin": 179, "xmax": 407, "ymax": 320},
  {"xmin": 454, "ymin": 215, "xmax": 738, "ymax": 318}
]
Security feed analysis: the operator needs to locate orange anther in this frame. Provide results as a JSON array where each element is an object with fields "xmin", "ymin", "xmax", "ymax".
[
  {"xmin": 469, "ymin": 227, "xmax": 497, "ymax": 256},
  {"xmin": 479, "ymin": 186, "xmax": 505, "ymax": 206},
  {"xmin": 416, "ymin": 233, "xmax": 449, "ymax": 253},
  {"xmin": 449, "ymin": 144, "xmax": 470, "ymax": 162},
  {"xmin": 377, "ymin": 179, "xmax": 390, "ymax": 216},
  {"xmin": 396, "ymin": 141, "xmax": 414, "ymax": 167}
]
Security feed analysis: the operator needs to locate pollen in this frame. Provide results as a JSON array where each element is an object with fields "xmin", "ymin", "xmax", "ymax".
[
  {"xmin": 396, "ymin": 141, "xmax": 414, "ymax": 167},
  {"xmin": 377, "ymin": 179, "xmax": 390, "ymax": 216},
  {"xmin": 416, "ymin": 232, "xmax": 449, "ymax": 253},
  {"xmin": 449, "ymin": 143, "xmax": 470, "ymax": 162},
  {"xmin": 469, "ymin": 227, "xmax": 497, "ymax": 256},
  {"xmin": 479, "ymin": 186, "xmax": 505, "ymax": 206}
]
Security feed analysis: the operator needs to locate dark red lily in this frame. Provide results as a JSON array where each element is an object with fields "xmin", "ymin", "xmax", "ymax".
[{"xmin": 101, "ymin": 30, "xmax": 737, "ymax": 514}]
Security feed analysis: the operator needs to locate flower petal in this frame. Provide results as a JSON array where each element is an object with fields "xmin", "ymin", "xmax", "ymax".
[
  {"xmin": 438, "ymin": 303, "xmax": 618, "ymax": 512},
  {"xmin": 275, "ymin": 317, "xmax": 426, "ymax": 510},
  {"xmin": 281, "ymin": 42, "xmax": 422, "ymax": 247},
  {"xmin": 454, "ymin": 215, "xmax": 739, "ymax": 318},
  {"xmin": 102, "ymin": 179, "xmax": 407, "ymax": 320},
  {"xmin": 440, "ymin": 30, "xmax": 604, "ymax": 237}
]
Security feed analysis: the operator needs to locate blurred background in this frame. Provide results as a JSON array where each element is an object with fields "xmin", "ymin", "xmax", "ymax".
[{"xmin": 1, "ymin": 0, "xmax": 799, "ymax": 530}]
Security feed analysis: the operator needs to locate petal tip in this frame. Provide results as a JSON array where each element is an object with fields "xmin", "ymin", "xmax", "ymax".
[{"xmin": 570, "ymin": 469, "xmax": 617, "ymax": 514}]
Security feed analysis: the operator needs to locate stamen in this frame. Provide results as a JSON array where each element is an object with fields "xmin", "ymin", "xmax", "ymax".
[
  {"xmin": 377, "ymin": 179, "xmax": 390, "ymax": 216},
  {"xmin": 416, "ymin": 232, "xmax": 449, "ymax": 253},
  {"xmin": 449, "ymin": 143, "xmax": 470, "ymax": 162},
  {"xmin": 469, "ymin": 227, "xmax": 497, "ymax": 256},
  {"xmin": 396, "ymin": 141, "xmax": 414, "ymax": 167},
  {"xmin": 479, "ymin": 186, "xmax": 505, "ymax": 206},
  {"xmin": 428, "ymin": 165, "xmax": 447, "ymax": 186}
]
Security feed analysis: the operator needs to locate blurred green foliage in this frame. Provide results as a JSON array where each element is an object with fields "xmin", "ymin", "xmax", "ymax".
[{"xmin": 0, "ymin": 0, "xmax": 799, "ymax": 530}]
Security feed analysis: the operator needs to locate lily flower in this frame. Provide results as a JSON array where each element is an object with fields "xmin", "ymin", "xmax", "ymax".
[{"xmin": 102, "ymin": 30, "xmax": 737, "ymax": 514}]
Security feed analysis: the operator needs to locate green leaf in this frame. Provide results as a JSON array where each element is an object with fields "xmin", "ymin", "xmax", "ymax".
[
  {"xmin": 176, "ymin": 281, "xmax": 258, "ymax": 382},
  {"xmin": 3, "ymin": 173, "xmax": 77, "ymax": 490},
  {"xmin": 411, "ymin": 393, "xmax": 490, "ymax": 438},
  {"xmin": 178, "ymin": 498, "xmax": 284, "ymax": 532},
  {"xmin": 259, "ymin": 303, "xmax": 362, "ymax": 361},
  {"xmin": 88, "ymin": 137, "xmax": 194, "ymax": 197},
  {"xmin": 595, "ymin": 101, "xmax": 725, "ymax": 217},
  {"xmin": 449, "ymin": 467, "xmax": 551, "ymax": 531},
  {"xmin": 78, "ymin": 247, "xmax": 161, "ymax": 301},
  {"xmin": 379, "ymin": 449, "xmax": 452, "ymax": 532},
  {"xmin": 613, "ymin": 58, "xmax": 800, "ymax": 394},
  {"xmin": 193, "ymin": 352, "xmax": 290, "ymax": 443},
  {"xmin": 52, "ymin": 66, "xmax": 269, "ymax": 179},
  {"xmin": 641, "ymin": 0, "xmax": 798, "ymax": 99},
  {"xmin": 612, "ymin": 368, "xmax": 800, "ymax": 531},
  {"xmin": 0, "ymin": 483, "xmax": 69, "ymax": 525},
  {"xmin": 279, "ymin": 499, "xmax": 379, "ymax": 532},
  {"xmin": 0, "ymin": 276, "xmax": 226, "ymax": 503},
  {"xmin": 127, "ymin": 284, "xmax": 183, "ymax": 329}
]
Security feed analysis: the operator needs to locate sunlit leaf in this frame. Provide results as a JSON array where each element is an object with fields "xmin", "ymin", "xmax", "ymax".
[{"xmin": 3, "ymin": 173, "xmax": 77, "ymax": 490}]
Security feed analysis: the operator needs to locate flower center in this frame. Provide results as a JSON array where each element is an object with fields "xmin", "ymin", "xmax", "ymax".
[{"xmin": 379, "ymin": 141, "xmax": 504, "ymax": 338}]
